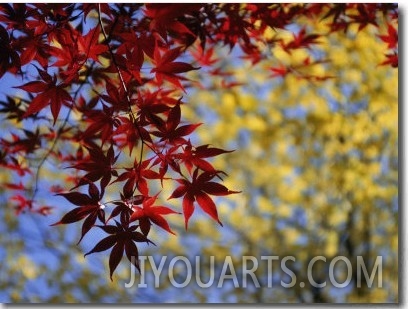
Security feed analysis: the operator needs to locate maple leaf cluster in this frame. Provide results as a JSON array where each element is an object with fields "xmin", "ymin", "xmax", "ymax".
[{"xmin": 0, "ymin": 3, "xmax": 397, "ymax": 279}]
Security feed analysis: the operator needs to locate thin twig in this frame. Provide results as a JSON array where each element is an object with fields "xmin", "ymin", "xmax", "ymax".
[
  {"xmin": 30, "ymin": 63, "xmax": 96, "ymax": 204},
  {"xmin": 97, "ymin": 4, "xmax": 150, "ymax": 196}
]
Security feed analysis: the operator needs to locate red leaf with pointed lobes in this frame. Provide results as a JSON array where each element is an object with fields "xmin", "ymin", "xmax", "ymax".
[
  {"xmin": 380, "ymin": 53, "xmax": 398, "ymax": 68},
  {"xmin": 169, "ymin": 169, "xmax": 240, "ymax": 229},
  {"xmin": 19, "ymin": 34, "xmax": 53, "ymax": 67},
  {"xmin": 282, "ymin": 27, "xmax": 320, "ymax": 53},
  {"xmin": 151, "ymin": 46, "xmax": 200, "ymax": 90},
  {"xmin": 152, "ymin": 104, "xmax": 202, "ymax": 144},
  {"xmin": 16, "ymin": 81, "xmax": 48, "ymax": 93},
  {"xmin": 56, "ymin": 191, "xmax": 93, "ymax": 206},
  {"xmin": 50, "ymin": 206, "xmax": 96, "ymax": 225},
  {"xmin": 177, "ymin": 142, "xmax": 235, "ymax": 174},
  {"xmin": 112, "ymin": 158, "xmax": 160, "ymax": 197},
  {"xmin": 145, "ymin": 4, "xmax": 202, "ymax": 40},
  {"xmin": 109, "ymin": 242, "xmax": 124, "ymax": 280},
  {"xmin": 125, "ymin": 240, "xmax": 141, "ymax": 272},
  {"xmin": 182, "ymin": 193, "xmax": 195, "ymax": 229},
  {"xmin": 52, "ymin": 184, "xmax": 105, "ymax": 243},
  {"xmin": 84, "ymin": 235, "xmax": 117, "ymax": 256},
  {"xmin": 378, "ymin": 24, "xmax": 398, "ymax": 49},
  {"xmin": 201, "ymin": 182, "xmax": 240, "ymax": 196},
  {"xmin": 15, "ymin": 69, "xmax": 73, "ymax": 124},
  {"xmin": 350, "ymin": 4, "xmax": 378, "ymax": 31},
  {"xmin": 195, "ymin": 192, "xmax": 222, "ymax": 226},
  {"xmin": 71, "ymin": 145, "xmax": 118, "ymax": 191},
  {"xmin": 190, "ymin": 46, "xmax": 219, "ymax": 67},
  {"xmin": 130, "ymin": 194, "xmax": 180, "ymax": 235},
  {"xmin": 78, "ymin": 26, "xmax": 109, "ymax": 63},
  {"xmin": 11, "ymin": 194, "xmax": 32, "ymax": 215},
  {"xmin": 107, "ymin": 202, "xmax": 133, "ymax": 224},
  {"xmin": 82, "ymin": 106, "xmax": 115, "ymax": 146},
  {"xmin": 85, "ymin": 223, "xmax": 153, "ymax": 279}
]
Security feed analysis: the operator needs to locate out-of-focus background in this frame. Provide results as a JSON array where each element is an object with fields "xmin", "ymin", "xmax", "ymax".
[{"xmin": 0, "ymin": 5, "xmax": 398, "ymax": 304}]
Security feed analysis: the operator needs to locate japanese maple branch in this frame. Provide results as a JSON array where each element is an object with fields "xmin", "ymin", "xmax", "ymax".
[
  {"xmin": 30, "ymin": 25, "xmax": 107, "ymax": 204},
  {"xmin": 29, "ymin": 38, "xmax": 103, "ymax": 204},
  {"xmin": 97, "ymin": 4, "xmax": 151, "ymax": 196},
  {"xmin": 97, "ymin": 5, "xmax": 132, "ymax": 114},
  {"xmin": 28, "ymin": 73, "xmax": 97, "ymax": 246}
]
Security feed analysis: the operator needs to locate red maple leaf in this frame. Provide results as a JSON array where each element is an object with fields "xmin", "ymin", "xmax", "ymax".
[
  {"xmin": 15, "ymin": 69, "xmax": 73, "ymax": 124},
  {"xmin": 84, "ymin": 220, "xmax": 154, "ymax": 280},
  {"xmin": 135, "ymin": 90, "xmax": 173, "ymax": 127},
  {"xmin": 151, "ymin": 46, "xmax": 200, "ymax": 90},
  {"xmin": 380, "ymin": 52, "xmax": 398, "ymax": 68},
  {"xmin": 151, "ymin": 102, "xmax": 202, "ymax": 144},
  {"xmin": 0, "ymin": 129, "xmax": 41, "ymax": 155},
  {"xmin": 130, "ymin": 194, "xmax": 180, "ymax": 236},
  {"xmin": 0, "ymin": 25, "xmax": 20, "ymax": 78},
  {"xmin": 107, "ymin": 195, "xmax": 145, "ymax": 225},
  {"xmin": 282, "ymin": 27, "xmax": 320, "ymax": 53},
  {"xmin": 145, "ymin": 4, "xmax": 202, "ymax": 40},
  {"xmin": 190, "ymin": 45, "xmax": 219, "ymax": 67},
  {"xmin": 169, "ymin": 169, "xmax": 240, "ymax": 229},
  {"xmin": 270, "ymin": 64, "xmax": 289, "ymax": 78},
  {"xmin": 113, "ymin": 158, "xmax": 160, "ymax": 196},
  {"xmin": 71, "ymin": 144, "xmax": 119, "ymax": 190},
  {"xmin": 350, "ymin": 4, "xmax": 378, "ymax": 31},
  {"xmin": 78, "ymin": 26, "xmax": 109, "ymax": 63},
  {"xmin": 176, "ymin": 141, "xmax": 234, "ymax": 174},
  {"xmin": 0, "ymin": 4, "xmax": 30, "ymax": 30},
  {"xmin": 113, "ymin": 116, "xmax": 152, "ymax": 155},
  {"xmin": 81, "ymin": 104, "xmax": 115, "ymax": 146},
  {"xmin": 11, "ymin": 194, "xmax": 32, "ymax": 215},
  {"xmin": 0, "ymin": 155, "xmax": 31, "ymax": 176},
  {"xmin": 52, "ymin": 182, "xmax": 106, "ymax": 243},
  {"xmin": 378, "ymin": 24, "xmax": 398, "ymax": 49},
  {"xmin": 151, "ymin": 145, "xmax": 182, "ymax": 181}
]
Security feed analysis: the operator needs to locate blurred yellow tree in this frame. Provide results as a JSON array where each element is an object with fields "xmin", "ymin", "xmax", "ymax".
[
  {"xmin": 146, "ymin": 9, "xmax": 398, "ymax": 303},
  {"xmin": 0, "ymin": 4, "xmax": 397, "ymax": 303}
]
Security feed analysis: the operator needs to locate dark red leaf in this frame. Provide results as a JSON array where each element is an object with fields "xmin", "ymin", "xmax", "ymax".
[
  {"xmin": 130, "ymin": 195, "xmax": 179, "ymax": 235},
  {"xmin": 78, "ymin": 212, "xmax": 98, "ymax": 244},
  {"xmin": 109, "ymin": 242, "xmax": 124, "ymax": 280},
  {"xmin": 201, "ymin": 182, "xmax": 241, "ymax": 196},
  {"xmin": 78, "ymin": 26, "xmax": 109, "ymax": 63},
  {"xmin": 85, "ymin": 235, "xmax": 117, "ymax": 256},
  {"xmin": 378, "ymin": 24, "xmax": 398, "ymax": 49},
  {"xmin": 125, "ymin": 240, "xmax": 140, "ymax": 272},
  {"xmin": 182, "ymin": 193, "xmax": 195, "ymax": 229},
  {"xmin": 152, "ymin": 46, "xmax": 200, "ymax": 89},
  {"xmin": 168, "ymin": 184, "xmax": 187, "ymax": 199},
  {"xmin": 169, "ymin": 169, "xmax": 239, "ymax": 228},
  {"xmin": 56, "ymin": 192, "xmax": 93, "ymax": 206},
  {"xmin": 51, "ymin": 207, "xmax": 93, "ymax": 225},
  {"xmin": 15, "ymin": 81, "xmax": 48, "ymax": 93}
]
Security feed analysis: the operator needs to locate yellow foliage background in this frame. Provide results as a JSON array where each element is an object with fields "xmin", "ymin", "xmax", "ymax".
[
  {"xmin": 151, "ymin": 12, "xmax": 398, "ymax": 303},
  {"xmin": 0, "ymin": 5, "xmax": 398, "ymax": 304}
]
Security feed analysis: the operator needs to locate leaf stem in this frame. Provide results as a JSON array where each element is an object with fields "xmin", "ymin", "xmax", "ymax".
[{"xmin": 97, "ymin": 4, "xmax": 148, "ymax": 196}]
